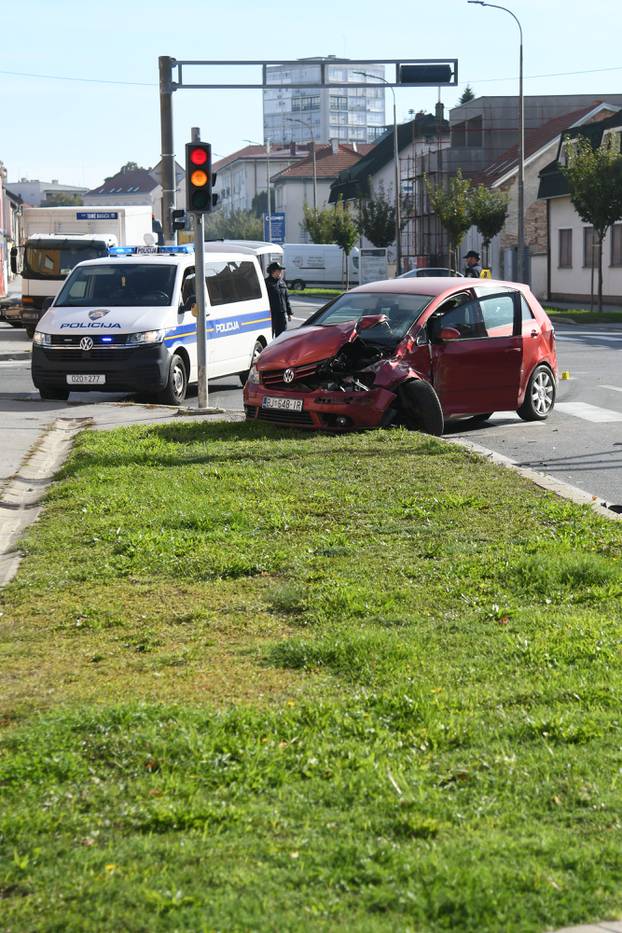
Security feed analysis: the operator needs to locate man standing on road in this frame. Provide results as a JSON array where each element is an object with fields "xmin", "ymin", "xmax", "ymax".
[{"xmin": 265, "ymin": 261, "xmax": 292, "ymax": 338}]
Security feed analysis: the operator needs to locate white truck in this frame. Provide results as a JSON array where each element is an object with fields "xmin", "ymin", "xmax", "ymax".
[
  {"xmin": 10, "ymin": 205, "xmax": 154, "ymax": 336},
  {"xmin": 283, "ymin": 243, "xmax": 360, "ymax": 290}
]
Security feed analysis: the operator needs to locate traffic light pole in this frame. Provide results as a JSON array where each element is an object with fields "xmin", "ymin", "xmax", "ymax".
[
  {"xmin": 191, "ymin": 126, "xmax": 209, "ymax": 410},
  {"xmin": 158, "ymin": 56, "xmax": 176, "ymax": 246}
]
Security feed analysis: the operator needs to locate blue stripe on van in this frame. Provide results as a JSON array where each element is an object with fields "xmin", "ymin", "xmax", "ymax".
[{"xmin": 163, "ymin": 308, "xmax": 271, "ymax": 344}]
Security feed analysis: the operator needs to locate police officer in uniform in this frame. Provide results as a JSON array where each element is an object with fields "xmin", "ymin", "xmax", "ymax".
[
  {"xmin": 463, "ymin": 250, "xmax": 482, "ymax": 278},
  {"xmin": 265, "ymin": 261, "xmax": 292, "ymax": 338}
]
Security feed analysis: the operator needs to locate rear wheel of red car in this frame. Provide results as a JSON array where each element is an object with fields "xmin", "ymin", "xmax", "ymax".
[
  {"xmin": 517, "ymin": 365, "xmax": 556, "ymax": 421},
  {"xmin": 398, "ymin": 380, "xmax": 444, "ymax": 436}
]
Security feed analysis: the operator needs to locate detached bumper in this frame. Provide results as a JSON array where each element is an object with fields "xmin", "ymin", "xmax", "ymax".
[
  {"xmin": 32, "ymin": 344, "xmax": 170, "ymax": 394},
  {"xmin": 244, "ymin": 383, "xmax": 397, "ymax": 431}
]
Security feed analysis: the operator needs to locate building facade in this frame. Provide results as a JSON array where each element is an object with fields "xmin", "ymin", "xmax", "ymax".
[
  {"xmin": 7, "ymin": 177, "xmax": 88, "ymax": 206},
  {"xmin": 212, "ymin": 145, "xmax": 309, "ymax": 217},
  {"xmin": 263, "ymin": 57, "xmax": 386, "ymax": 147}
]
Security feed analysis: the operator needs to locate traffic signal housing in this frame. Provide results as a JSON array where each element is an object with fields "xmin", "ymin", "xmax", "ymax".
[{"xmin": 185, "ymin": 142, "xmax": 213, "ymax": 213}]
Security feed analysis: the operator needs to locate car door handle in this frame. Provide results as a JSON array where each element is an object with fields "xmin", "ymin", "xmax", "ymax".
[{"xmin": 530, "ymin": 329, "xmax": 539, "ymax": 337}]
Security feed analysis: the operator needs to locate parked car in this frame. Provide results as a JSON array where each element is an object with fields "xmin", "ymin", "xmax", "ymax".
[
  {"xmin": 243, "ymin": 277, "xmax": 557, "ymax": 435},
  {"xmin": 399, "ymin": 267, "xmax": 463, "ymax": 278}
]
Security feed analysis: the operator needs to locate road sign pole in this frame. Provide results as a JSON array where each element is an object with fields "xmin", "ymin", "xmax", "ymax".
[{"xmin": 191, "ymin": 126, "xmax": 209, "ymax": 410}]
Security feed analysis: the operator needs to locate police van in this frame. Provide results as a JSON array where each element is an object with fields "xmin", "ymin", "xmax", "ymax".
[{"xmin": 31, "ymin": 243, "xmax": 275, "ymax": 403}]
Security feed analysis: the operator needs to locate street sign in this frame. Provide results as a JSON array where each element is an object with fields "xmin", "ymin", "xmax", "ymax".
[
  {"xmin": 360, "ymin": 248, "xmax": 388, "ymax": 285},
  {"xmin": 263, "ymin": 212, "xmax": 285, "ymax": 245}
]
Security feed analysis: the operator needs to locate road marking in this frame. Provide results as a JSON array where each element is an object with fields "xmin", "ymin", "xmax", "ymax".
[
  {"xmin": 602, "ymin": 384, "xmax": 622, "ymax": 393},
  {"xmin": 555, "ymin": 401, "xmax": 622, "ymax": 422},
  {"xmin": 0, "ymin": 359, "xmax": 29, "ymax": 368}
]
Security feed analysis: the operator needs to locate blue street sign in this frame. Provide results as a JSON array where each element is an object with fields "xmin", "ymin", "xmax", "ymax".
[{"xmin": 263, "ymin": 212, "xmax": 285, "ymax": 245}]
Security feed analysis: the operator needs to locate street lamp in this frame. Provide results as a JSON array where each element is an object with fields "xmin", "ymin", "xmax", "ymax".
[
  {"xmin": 354, "ymin": 71, "xmax": 402, "ymax": 275},
  {"xmin": 468, "ymin": 1, "xmax": 525, "ymax": 282},
  {"xmin": 286, "ymin": 117, "xmax": 317, "ymax": 210},
  {"xmin": 245, "ymin": 138, "xmax": 272, "ymax": 242}
]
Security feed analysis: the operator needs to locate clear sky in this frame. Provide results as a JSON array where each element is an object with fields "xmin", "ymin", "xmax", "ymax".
[{"xmin": 2, "ymin": 0, "xmax": 621, "ymax": 189}]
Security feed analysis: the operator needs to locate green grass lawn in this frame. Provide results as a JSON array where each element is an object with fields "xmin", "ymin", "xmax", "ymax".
[
  {"xmin": 2, "ymin": 423, "xmax": 622, "ymax": 931},
  {"xmin": 545, "ymin": 306, "xmax": 622, "ymax": 324}
]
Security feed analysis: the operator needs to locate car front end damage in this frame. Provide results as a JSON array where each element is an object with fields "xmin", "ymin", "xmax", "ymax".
[{"xmin": 243, "ymin": 319, "xmax": 442, "ymax": 433}]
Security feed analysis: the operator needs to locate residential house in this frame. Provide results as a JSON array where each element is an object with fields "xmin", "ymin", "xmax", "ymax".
[
  {"xmin": 212, "ymin": 145, "xmax": 310, "ymax": 217},
  {"xmin": 271, "ymin": 141, "xmax": 373, "ymax": 243},
  {"xmin": 7, "ymin": 177, "xmax": 88, "ymax": 206},
  {"xmin": 409, "ymin": 94, "xmax": 622, "ymax": 275},
  {"xmin": 538, "ymin": 107, "xmax": 622, "ymax": 304}
]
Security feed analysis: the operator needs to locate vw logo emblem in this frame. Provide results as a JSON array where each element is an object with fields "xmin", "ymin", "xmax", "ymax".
[
  {"xmin": 80, "ymin": 337, "xmax": 94, "ymax": 351},
  {"xmin": 283, "ymin": 368, "xmax": 295, "ymax": 384}
]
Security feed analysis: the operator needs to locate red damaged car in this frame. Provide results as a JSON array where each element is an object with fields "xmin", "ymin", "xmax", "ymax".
[{"xmin": 243, "ymin": 277, "xmax": 558, "ymax": 435}]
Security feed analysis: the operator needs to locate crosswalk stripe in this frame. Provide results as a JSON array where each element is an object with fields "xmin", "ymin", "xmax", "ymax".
[{"xmin": 555, "ymin": 401, "xmax": 622, "ymax": 422}]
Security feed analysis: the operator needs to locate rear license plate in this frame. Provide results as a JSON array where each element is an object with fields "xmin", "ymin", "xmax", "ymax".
[
  {"xmin": 262, "ymin": 396, "xmax": 303, "ymax": 412},
  {"xmin": 66, "ymin": 374, "xmax": 106, "ymax": 385}
]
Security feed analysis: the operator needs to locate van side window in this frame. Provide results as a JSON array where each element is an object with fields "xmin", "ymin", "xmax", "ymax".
[
  {"xmin": 181, "ymin": 268, "xmax": 196, "ymax": 307},
  {"xmin": 204, "ymin": 261, "xmax": 262, "ymax": 306}
]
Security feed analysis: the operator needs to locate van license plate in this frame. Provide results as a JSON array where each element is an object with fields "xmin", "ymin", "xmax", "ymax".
[
  {"xmin": 66, "ymin": 374, "xmax": 106, "ymax": 385},
  {"xmin": 262, "ymin": 397, "xmax": 303, "ymax": 412}
]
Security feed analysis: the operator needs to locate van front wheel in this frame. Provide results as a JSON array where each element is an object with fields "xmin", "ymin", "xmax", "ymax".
[
  {"xmin": 159, "ymin": 354, "xmax": 188, "ymax": 405},
  {"xmin": 289, "ymin": 278, "xmax": 305, "ymax": 291}
]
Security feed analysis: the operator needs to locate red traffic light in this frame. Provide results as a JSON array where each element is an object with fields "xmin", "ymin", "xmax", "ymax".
[{"xmin": 189, "ymin": 147, "xmax": 208, "ymax": 167}]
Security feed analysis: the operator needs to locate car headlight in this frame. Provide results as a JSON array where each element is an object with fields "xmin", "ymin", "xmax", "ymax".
[
  {"xmin": 247, "ymin": 365, "xmax": 261, "ymax": 384},
  {"xmin": 126, "ymin": 329, "xmax": 166, "ymax": 346},
  {"xmin": 32, "ymin": 331, "xmax": 53, "ymax": 346}
]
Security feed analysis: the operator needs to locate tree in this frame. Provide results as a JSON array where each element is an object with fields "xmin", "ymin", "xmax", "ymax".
[
  {"xmin": 44, "ymin": 192, "xmax": 83, "ymax": 207},
  {"xmin": 562, "ymin": 134, "xmax": 622, "ymax": 310},
  {"xmin": 359, "ymin": 182, "xmax": 396, "ymax": 248},
  {"xmin": 119, "ymin": 161, "xmax": 145, "ymax": 172},
  {"xmin": 469, "ymin": 185, "xmax": 509, "ymax": 269},
  {"xmin": 425, "ymin": 169, "xmax": 473, "ymax": 270},
  {"xmin": 251, "ymin": 189, "xmax": 275, "ymax": 218},
  {"xmin": 459, "ymin": 85, "xmax": 475, "ymax": 104},
  {"xmin": 332, "ymin": 199, "xmax": 360, "ymax": 288},
  {"xmin": 203, "ymin": 209, "xmax": 263, "ymax": 241},
  {"xmin": 302, "ymin": 205, "xmax": 336, "ymax": 244}
]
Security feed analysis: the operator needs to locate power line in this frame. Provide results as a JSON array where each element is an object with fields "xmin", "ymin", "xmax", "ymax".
[{"xmin": 1, "ymin": 63, "xmax": 622, "ymax": 90}]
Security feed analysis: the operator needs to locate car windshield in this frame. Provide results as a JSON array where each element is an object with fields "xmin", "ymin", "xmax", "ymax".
[
  {"xmin": 308, "ymin": 292, "xmax": 433, "ymax": 346},
  {"xmin": 23, "ymin": 242, "xmax": 109, "ymax": 279},
  {"xmin": 55, "ymin": 263, "xmax": 177, "ymax": 307}
]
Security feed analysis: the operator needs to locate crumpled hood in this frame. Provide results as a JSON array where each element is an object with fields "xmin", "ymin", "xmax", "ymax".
[
  {"xmin": 258, "ymin": 320, "xmax": 360, "ymax": 370},
  {"xmin": 37, "ymin": 305, "xmax": 168, "ymax": 335}
]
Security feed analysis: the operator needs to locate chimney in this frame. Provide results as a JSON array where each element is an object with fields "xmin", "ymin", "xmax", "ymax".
[{"xmin": 330, "ymin": 138, "xmax": 339, "ymax": 155}]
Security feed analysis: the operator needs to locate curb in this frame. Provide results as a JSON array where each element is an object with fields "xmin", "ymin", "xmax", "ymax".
[
  {"xmin": 0, "ymin": 417, "xmax": 90, "ymax": 587},
  {"xmin": 447, "ymin": 436, "xmax": 622, "ymax": 521}
]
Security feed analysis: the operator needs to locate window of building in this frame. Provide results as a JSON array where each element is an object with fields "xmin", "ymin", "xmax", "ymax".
[
  {"xmin": 349, "ymin": 112, "xmax": 365, "ymax": 126},
  {"xmin": 330, "ymin": 95, "xmax": 348, "ymax": 111},
  {"xmin": 467, "ymin": 116, "xmax": 483, "ymax": 148},
  {"xmin": 292, "ymin": 96, "xmax": 320, "ymax": 112},
  {"xmin": 368, "ymin": 126, "xmax": 387, "ymax": 140},
  {"xmin": 452, "ymin": 122, "xmax": 466, "ymax": 147},
  {"xmin": 611, "ymin": 224, "xmax": 622, "ymax": 266},
  {"xmin": 583, "ymin": 227, "xmax": 597, "ymax": 268},
  {"xmin": 558, "ymin": 229, "xmax": 572, "ymax": 268}
]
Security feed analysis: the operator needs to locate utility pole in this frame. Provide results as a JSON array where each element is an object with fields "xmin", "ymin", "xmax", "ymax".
[{"xmin": 158, "ymin": 56, "xmax": 176, "ymax": 245}]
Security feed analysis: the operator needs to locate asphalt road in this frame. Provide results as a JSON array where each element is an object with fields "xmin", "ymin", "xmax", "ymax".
[{"xmin": 2, "ymin": 309, "xmax": 622, "ymax": 507}]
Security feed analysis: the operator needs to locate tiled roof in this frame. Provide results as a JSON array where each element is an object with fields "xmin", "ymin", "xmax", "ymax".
[
  {"xmin": 474, "ymin": 103, "xmax": 609, "ymax": 187},
  {"xmin": 86, "ymin": 168, "xmax": 159, "ymax": 197},
  {"xmin": 273, "ymin": 144, "xmax": 373, "ymax": 181},
  {"xmin": 213, "ymin": 145, "xmax": 311, "ymax": 173}
]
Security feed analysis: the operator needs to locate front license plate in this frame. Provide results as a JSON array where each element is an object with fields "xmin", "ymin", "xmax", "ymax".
[
  {"xmin": 262, "ymin": 396, "xmax": 303, "ymax": 412},
  {"xmin": 66, "ymin": 374, "xmax": 106, "ymax": 385}
]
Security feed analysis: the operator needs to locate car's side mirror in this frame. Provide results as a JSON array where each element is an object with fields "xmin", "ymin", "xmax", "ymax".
[
  {"xmin": 10, "ymin": 247, "xmax": 18, "ymax": 275},
  {"xmin": 439, "ymin": 326, "xmax": 461, "ymax": 341},
  {"xmin": 182, "ymin": 295, "xmax": 196, "ymax": 312}
]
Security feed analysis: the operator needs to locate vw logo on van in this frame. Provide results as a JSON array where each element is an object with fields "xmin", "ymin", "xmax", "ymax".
[
  {"xmin": 80, "ymin": 337, "xmax": 94, "ymax": 351},
  {"xmin": 283, "ymin": 368, "xmax": 295, "ymax": 384}
]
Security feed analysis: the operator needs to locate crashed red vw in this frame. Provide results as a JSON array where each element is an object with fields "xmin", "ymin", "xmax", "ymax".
[{"xmin": 243, "ymin": 277, "xmax": 558, "ymax": 435}]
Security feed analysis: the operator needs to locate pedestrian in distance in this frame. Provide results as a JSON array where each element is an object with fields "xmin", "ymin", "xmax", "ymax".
[
  {"xmin": 463, "ymin": 250, "xmax": 482, "ymax": 278},
  {"xmin": 265, "ymin": 261, "xmax": 292, "ymax": 338}
]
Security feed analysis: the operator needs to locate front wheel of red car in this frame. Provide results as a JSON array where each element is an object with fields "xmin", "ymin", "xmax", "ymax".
[
  {"xmin": 398, "ymin": 380, "xmax": 444, "ymax": 436},
  {"xmin": 517, "ymin": 365, "xmax": 556, "ymax": 421}
]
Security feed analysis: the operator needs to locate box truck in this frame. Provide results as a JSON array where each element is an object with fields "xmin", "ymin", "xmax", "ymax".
[
  {"xmin": 283, "ymin": 243, "xmax": 360, "ymax": 290},
  {"xmin": 10, "ymin": 205, "xmax": 154, "ymax": 335}
]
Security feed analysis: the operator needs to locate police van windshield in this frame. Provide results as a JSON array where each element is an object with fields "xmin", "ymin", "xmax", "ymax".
[{"xmin": 55, "ymin": 263, "xmax": 177, "ymax": 307}]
